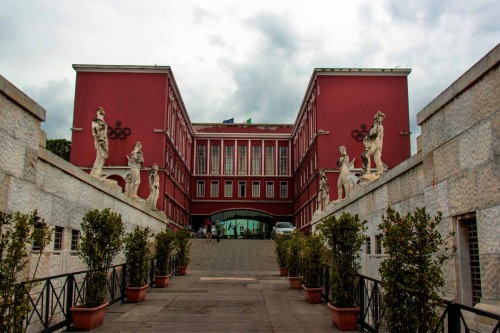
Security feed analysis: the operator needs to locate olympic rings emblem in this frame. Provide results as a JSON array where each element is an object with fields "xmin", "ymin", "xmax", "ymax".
[
  {"xmin": 351, "ymin": 124, "xmax": 368, "ymax": 142},
  {"xmin": 108, "ymin": 120, "xmax": 131, "ymax": 140}
]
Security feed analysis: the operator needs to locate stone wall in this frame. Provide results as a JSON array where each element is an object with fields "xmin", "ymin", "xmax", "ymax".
[
  {"xmin": 312, "ymin": 45, "xmax": 499, "ymax": 310},
  {"xmin": 0, "ymin": 74, "xmax": 167, "ymax": 279}
]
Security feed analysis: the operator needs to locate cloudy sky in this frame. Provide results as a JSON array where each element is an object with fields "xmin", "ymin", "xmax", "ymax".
[{"xmin": 1, "ymin": 0, "xmax": 498, "ymax": 153}]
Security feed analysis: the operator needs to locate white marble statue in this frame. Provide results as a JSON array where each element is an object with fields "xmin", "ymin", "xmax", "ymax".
[
  {"xmin": 336, "ymin": 146, "xmax": 355, "ymax": 201},
  {"xmin": 316, "ymin": 169, "xmax": 330, "ymax": 212},
  {"xmin": 127, "ymin": 142, "xmax": 144, "ymax": 198},
  {"xmin": 90, "ymin": 107, "xmax": 109, "ymax": 179},
  {"xmin": 125, "ymin": 174, "xmax": 132, "ymax": 197},
  {"xmin": 147, "ymin": 163, "xmax": 160, "ymax": 210},
  {"xmin": 361, "ymin": 111, "xmax": 385, "ymax": 177}
]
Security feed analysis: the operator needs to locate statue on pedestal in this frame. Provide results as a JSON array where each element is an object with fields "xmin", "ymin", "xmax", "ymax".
[
  {"xmin": 361, "ymin": 111, "xmax": 386, "ymax": 178},
  {"xmin": 336, "ymin": 146, "xmax": 355, "ymax": 201},
  {"xmin": 316, "ymin": 170, "xmax": 330, "ymax": 212},
  {"xmin": 90, "ymin": 107, "xmax": 109, "ymax": 179},
  {"xmin": 127, "ymin": 142, "xmax": 144, "ymax": 198},
  {"xmin": 147, "ymin": 163, "xmax": 160, "ymax": 210}
]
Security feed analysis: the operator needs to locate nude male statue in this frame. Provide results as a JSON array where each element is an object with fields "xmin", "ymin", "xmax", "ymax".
[
  {"xmin": 336, "ymin": 146, "xmax": 354, "ymax": 201},
  {"xmin": 127, "ymin": 142, "xmax": 144, "ymax": 198},
  {"xmin": 361, "ymin": 111, "xmax": 386, "ymax": 176},
  {"xmin": 90, "ymin": 107, "xmax": 109, "ymax": 179}
]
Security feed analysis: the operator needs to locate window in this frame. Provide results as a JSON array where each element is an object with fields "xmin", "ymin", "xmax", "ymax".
[
  {"xmin": 197, "ymin": 145, "xmax": 206, "ymax": 174},
  {"xmin": 279, "ymin": 146, "xmax": 288, "ymax": 175},
  {"xmin": 238, "ymin": 181, "xmax": 246, "ymax": 197},
  {"xmin": 265, "ymin": 146, "xmax": 274, "ymax": 175},
  {"xmin": 54, "ymin": 226, "xmax": 64, "ymax": 251},
  {"xmin": 252, "ymin": 146, "xmax": 261, "ymax": 175},
  {"xmin": 196, "ymin": 180, "xmax": 205, "ymax": 197},
  {"xmin": 237, "ymin": 146, "xmax": 247, "ymax": 175},
  {"xmin": 210, "ymin": 180, "xmax": 219, "ymax": 197},
  {"xmin": 32, "ymin": 221, "xmax": 44, "ymax": 251},
  {"xmin": 365, "ymin": 237, "xmax": 371, "ymax": 254},
  {"xmin": 375, "ymin": 234, "xmax": 382, "ymax": 254},
  {"xmin": 224, "ymin": 181, "xmax": 233, "ymax": 197},
  {"xmin": 165, "ymin": 148, "xmax": 169, "ymax": 169},
  {"xmin": 266, "ymin": 181, "xmax": 274, "ymax": 198},
  {"xmin": 210, "ymin": 145, "xmax": 220, "ymax": 175},
  {"xmin": 252, "ymin": 181, "xmax": 260, "ymax": 198},
  {"xmin": 224, "ymin": 145, "xmax": 234, "ymax": 175},
  {"xmin": 71, "ymin": 230, "xmax": 80, "ymax": 251},
  {"xmin": 280, "ymin": 181, "xmax": 288, "ymax": 198}
]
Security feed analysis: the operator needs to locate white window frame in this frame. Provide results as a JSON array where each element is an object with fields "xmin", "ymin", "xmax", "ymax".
[
  {"xmin": 238, "ymin": 181, "xmax": 246, "ymax": 197},
  {"xmin": 210, "ymin": 180, "xmax": 219, "ymax": 197},
  {"xmin": 224, "ymin": 181, "xmax": 233, "ymax": 197},
  {"xmin": 266, "ymin": 181, "xmax": 274, "ymax": 198},
  {"xmin": 280, "ymin": 181, "xmax": 288, "ymax": 198},
  {"xmin": 197, "ymin": 180, "xmax": 205, "ymax": 197},
  {"xmin": 252, "ymin": 181, "xmax": 260, "ymax": 198}
]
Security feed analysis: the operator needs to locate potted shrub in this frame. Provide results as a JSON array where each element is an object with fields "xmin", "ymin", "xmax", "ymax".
[
  {"xmin": 71, "ymin": 208, "xmax": 124, "ymax": 330},
  {"xmin": 318, "ymin": 212, "xmax": 366, "ymax": 331},
  {"xmin": 301, "ymin": 233, "xmax": 324, "ymax": 304},
  {"xmin": 175, "ymin": 229, "xmax": 191, "ymax": 276},
  {"xmin": 287, "ymin": 230, "xmax": 304, "ymax": 289},
  {"xmin": 274, "ymin": 234, "xmax": 290, "ymax": 276},
  {"xmin": 379, "ymin": 207, "xmax": 454, "ymax": 333},
  {"xmin": 154, "ymin": 229, "xmax": 175, "ymax": 287},
  {"xmin": 124, "ymin": 226, "xmax": 150, "ymax": 303}
]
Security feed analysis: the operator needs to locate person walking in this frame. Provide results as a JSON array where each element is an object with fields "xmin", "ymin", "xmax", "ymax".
[
  {"xmin": 205, "ymin": 218, "xmax": 212, "ymax": 242},
  {"xmin": 215, "ymin": 220, "xmax": 223, "ymax": 242}
]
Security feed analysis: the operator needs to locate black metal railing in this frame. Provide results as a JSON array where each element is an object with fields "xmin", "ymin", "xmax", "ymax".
[
  {"xmin": 22, "ymin": 254, "xmax": 179, "ymax": 333},
  {"xmin": 298, "ymin": 263, "xmax": 500, "ymax": 333}
]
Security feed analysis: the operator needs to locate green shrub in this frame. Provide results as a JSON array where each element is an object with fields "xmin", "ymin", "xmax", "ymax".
[
  {"xmin": 175, "ymin": 229, "xmax": 191, "ymax": 267},
  {"xmin": 286, "ymin": 230, "xmax": 304, "ymax": 277},
  {"xmin": 155, "ymin": 230, "xmax": 175, "ymax": 276},
  {"xmin": 302, "ymin": 233, "xmax": 325, "ymax": 288},
  {"xmin": 124, "ymin": 226, "xmax": 151, "ymax": 287},
  {"xmin": 274, "ymin": 234, "xmax": 289, "ymax": 268}
]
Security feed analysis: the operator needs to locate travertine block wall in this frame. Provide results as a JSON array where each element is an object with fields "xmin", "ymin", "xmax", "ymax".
[
  {"xmin": 312, "ymin": 45, "xmax": 499, "ymax": 307},
  {"xmin": 0, "ymin": 74, "xmax": 167, "ymax": 279}
]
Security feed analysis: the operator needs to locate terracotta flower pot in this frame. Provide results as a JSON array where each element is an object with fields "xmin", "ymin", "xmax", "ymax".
[
  {"xmin": 126, "ymin": 284, "xmax": 148, "ymax": 303},
  {"xmin": 70, "ymin": 301, "xmax": 109, "ymax": 331},
  {"xmin": 178, "ymin": 266, "xmax": 188, "ymax": 276},
  {"xmin": 301, "ymin": 285, "xmax": 323, "ymax": 304},
  {"xmin": 279, "ymin": 267, "xmax": 288, "ymax": 277},
  {"xmin": 326, "ymin": 302, "xmax": 360, "ymax": 331},
  {"xmin": 288, "ymin": 276, "xmax": 302, "ymax": 289},
  {"xmin": 155, "ymin": 273, "xmax": 172, "ymax": 288}
]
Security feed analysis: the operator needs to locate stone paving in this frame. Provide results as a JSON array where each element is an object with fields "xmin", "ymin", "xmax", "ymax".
[{"xmin": 91, "ymin": 239, "xmax": 349, "ymax": 332}]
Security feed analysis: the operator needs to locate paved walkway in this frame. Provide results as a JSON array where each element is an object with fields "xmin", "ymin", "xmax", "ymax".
[{"xmin": 92, "ymin": 239, "xmax": 350, "ymax": 332}]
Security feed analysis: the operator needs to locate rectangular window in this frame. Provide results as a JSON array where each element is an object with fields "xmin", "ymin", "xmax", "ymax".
[
  {"xmin": 224, "ymin": 145, "xmax": 234, "ymax": 175},
  {"xmin": 224, "ymin": 181, "xmax": 233, "ymax": 197},
  {"xmin": 365, "ymin": 237, "xmax": 371, "ymax": 254},
  {"xmin": 375, "ymin": 234, "xmax": 382, "ymax": 254},
  {"xmin": 237, "ymin": 146, "xmax": 247, "ymax": 175},
  {"xmin": 32, "ymin": 222, "xmax": 44, "ymax": 251},
  {"xmin": 252, "ymin": 146, "xmax": 261, "ymax": 175},
  {"xmin": 210, "ymin": 145, "xmax": 220, "ymax": 175},
  {"xmin": 238, "ymin": 181, "xmax": 246, "ymax": 197},
  {"xmin": 265, "ymin": 146, "xmax": 275, "ymax": 175},
  {"xmin": 210, "ymin": 180, "xmax": 219, "ymax": 197},
  {"xmin": 279, "ymin": 146, "xmax": 288, "ymax": 175},
  {"xmin": 71, "ymin": 230, "xmax": 80, "ymax": 251},
  {"xmin": 468, "ymin": 220, "xmax": 482, "ymax": 306},
  {"xmin": 266, "ymin": 181, "xmax": 274, "ymax": 198},
  {"xmin": 280, "ymin": 181, "xmax": 288, "ymax": 198},
  {"xmin": 54, "ymin": 226, "xmax": 64, "ymax": 251},
  {"xmin": 252, "ymin": 181, "xmax": 260, "ymax": 198},
  {"xmin": 197, "ymin": 180, "xmax": 205, "ymax": 197},
  {"xmin": 197, "ymin": 145, "xmax": 206, "ymax": 174}
]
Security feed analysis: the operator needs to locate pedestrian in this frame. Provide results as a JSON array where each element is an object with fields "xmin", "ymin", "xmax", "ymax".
[
  {"xmin": 205, "ymin": 218, "xmax": 212, "ymax": 242},
  {"xmin": 215, "ymin": 220, "xmax": 223, "ymax": 242}
]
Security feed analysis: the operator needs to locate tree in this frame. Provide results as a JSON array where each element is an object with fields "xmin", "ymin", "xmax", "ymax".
[
  {"xmin": 46, "ymin": 139, "xmax": 71, "ymax": 161},
  {"xmin": 379, "ymin": 207, "xmax": 454, "ymax": 333}
]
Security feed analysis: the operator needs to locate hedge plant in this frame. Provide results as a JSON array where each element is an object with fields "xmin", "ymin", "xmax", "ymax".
[
  {"xmin": 124, "ymin": 226, "xmax": 151, "ymax": 287},
  {"xmin": 154, "ymin": 229, "xmax": 175, "ymax": 276}
]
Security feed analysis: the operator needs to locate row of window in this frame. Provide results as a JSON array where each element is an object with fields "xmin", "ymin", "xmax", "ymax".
[
  {"xmin": 165, "ymin": 148, "xmax": 190, "ymax": 193},
  {"xmin": 32, "ymin": 226, "xmax": 80, "ymax": 252},
  {"xmin": 365, "ymin": 235, "xmax": 383, "ymax": 255},
  {"xmin": 196, "ymin": 180, "xmax": 288, "ymax": 198},
  {"xmin": 196, "ymin": 143, "xmax": 289, "ymax": 176}
]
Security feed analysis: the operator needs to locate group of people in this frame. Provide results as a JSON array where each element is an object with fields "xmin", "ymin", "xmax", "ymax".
[{"xmin": 204, "ymin": 218, "xmax": 223, "ymax": 242}]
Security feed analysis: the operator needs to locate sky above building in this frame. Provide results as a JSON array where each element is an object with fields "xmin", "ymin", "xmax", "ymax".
[{"xmin": 1, "ymin": 0, "xmax": 498, "ymax": 154}]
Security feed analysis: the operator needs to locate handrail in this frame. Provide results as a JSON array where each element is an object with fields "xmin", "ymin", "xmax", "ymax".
[{"xmin": 20, "ymin": 254, "xmax": 179, "ymax": 333}]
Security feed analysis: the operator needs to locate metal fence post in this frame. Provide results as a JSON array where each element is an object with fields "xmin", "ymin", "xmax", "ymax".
[
  {"xmin": 66, "ymin": 274, "xmax": 74, "ymax": 331},
  {"xmin": 447, "ymin": 302, "xmax": 461, "ymax": 333},
  {"xmin": 121, "ymin": 264, "xmax": 127, "ymax": 303},
  {"xmin": 358, "ymin": 276, "xmax": 365, "ymax": 329}
]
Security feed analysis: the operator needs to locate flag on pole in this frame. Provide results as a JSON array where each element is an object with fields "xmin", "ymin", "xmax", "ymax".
[
  {"xmin": 246, "ymin": 118, "xmax": 252, "ymax": 124},
  {"xmin": 223, "ymin": 118, "xmax": 234, "ymax": 124}
]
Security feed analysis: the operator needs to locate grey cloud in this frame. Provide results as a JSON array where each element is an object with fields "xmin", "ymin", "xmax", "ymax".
[
  {"xmin": 192, "ymin": 6, "xmax": 213, "ymax": 24},
  {"xmin": 386, "ymin": 0, "xmax": 447, "ymax": 26},
  {"xmin": 209, "ymin": 35, "xmax": 225, "ymax": 47},
  {"xmin": 24, "ymin": 79, "xmax": 74, "ymax": 139},
  {"xmin": 246, "ymin": 12, "xmax": 298, "ymax": 55}
]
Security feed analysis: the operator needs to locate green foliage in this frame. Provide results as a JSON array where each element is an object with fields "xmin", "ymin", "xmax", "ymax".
[
  {"xmin": 379, "ymin": 207, "xmax": 454, "ymax": 333},
  {"xmin": 79, "ymin": 208, "xmax": 124, "ymax": 308},
  {"xmin": 286, "ymin": 230, "xmax": 304, "ymax": 277},
  {"xmin": 154, "ymin": 229, "xmax": 174, "ymax": 276},
  {"xmin": 0, "ymin": 211, "xmax": 52, "ymax": 333},
  {"xmin": 274, "ymin": 234, "xmax": 290, "ymax": 267},
  {"xmin": 175, "ymin": 229, "xmax": 191, "ymax": 267},
  {"xmin": 302, "ymin": 233, "xmax": 325, "ymax": 288},
  {"xmin": 46, "ymin": 139, "xmax": 71, "ymax": 161},
  {"xmin": 318, "ymin": 212, "xmax": 366, "ymax": 308},
  {"xmin": 124, "ymin": 227, "xmax": 151, "ymax": 287}
]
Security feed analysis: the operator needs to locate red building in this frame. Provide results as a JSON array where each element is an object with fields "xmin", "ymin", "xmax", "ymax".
[{"xmin": 70, "ymin": 65, "xmax": 411, "ymax": 234}]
